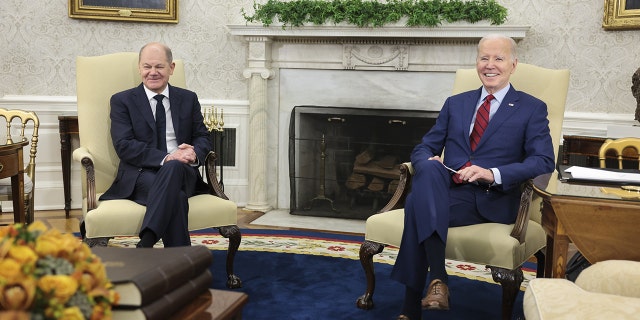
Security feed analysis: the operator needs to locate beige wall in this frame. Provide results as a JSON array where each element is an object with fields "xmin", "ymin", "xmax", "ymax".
[
  {"xmin": 1, "ymin": 0, "xmax": 640, "ymax": 116},
  {"xmin": 0, "ymin": 0, "xmax": 248, "ymax": 100}
]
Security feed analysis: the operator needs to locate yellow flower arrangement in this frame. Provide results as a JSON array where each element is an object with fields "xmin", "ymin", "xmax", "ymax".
[{"xmin": 0, "ymin": 221, "xmax": 119, "ymax": 319}]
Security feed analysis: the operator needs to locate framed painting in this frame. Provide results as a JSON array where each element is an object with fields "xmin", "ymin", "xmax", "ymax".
[
  {"xmin": 603, "ymin": 0, "xmax": 640, "ymax": 30},
  {"xmin": 69, "ymin": 0, "xmax": 178, "ymax": 23}
]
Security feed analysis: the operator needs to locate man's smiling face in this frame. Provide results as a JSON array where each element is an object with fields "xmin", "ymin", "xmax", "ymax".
[
  {"xmin": 138, "ymin": 43, "xmax": 175, "ymax": 94},
  {"xmin": 476, "ymin": 37, "xmax": 517, "ymax": 94}
]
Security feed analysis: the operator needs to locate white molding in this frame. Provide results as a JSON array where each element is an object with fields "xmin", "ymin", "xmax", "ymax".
[
  {"xmin": 227, "ymin": 24, "xmax": 530, "ymax": 40},
  {"xmin": 1, "ymin": 95, "xmax": 76, "ymax": 102},
  {"xmin": 562, "ymin": 111, "xmax": 637, "ymax": 137},
  {"xmin": 0, "ymin": 95, "xmax": 77, "ymax": 114}
]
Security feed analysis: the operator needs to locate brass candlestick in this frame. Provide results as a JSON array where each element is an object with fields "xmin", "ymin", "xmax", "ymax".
[{"xmin": 204, "ymin": 107, "xmax": 224, "ymax": 132}]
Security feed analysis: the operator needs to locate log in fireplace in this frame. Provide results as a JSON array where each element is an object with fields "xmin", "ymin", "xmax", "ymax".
[{"xmin": 289, "ymin": 105, "xmax": 438, "ymax": 219}]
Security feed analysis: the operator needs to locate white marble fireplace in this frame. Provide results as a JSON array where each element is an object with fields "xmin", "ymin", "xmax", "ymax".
[{"xmin": 227, "ymin": 24, "xmax": 529, "ymax": 212}]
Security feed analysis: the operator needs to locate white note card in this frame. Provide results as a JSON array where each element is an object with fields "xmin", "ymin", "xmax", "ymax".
[{"xmin": 564, "ymin": 166, "xmax": 640, "ymax": 184}]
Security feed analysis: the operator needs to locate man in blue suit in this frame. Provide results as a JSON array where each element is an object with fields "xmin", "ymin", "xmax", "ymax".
[
  {"xmin": 393, "ymin": 34, "xmax": 555, "ymax": 320},
  {"xmin": 100, "ymin": 42, "xmax": 212, "ymax": 248}
]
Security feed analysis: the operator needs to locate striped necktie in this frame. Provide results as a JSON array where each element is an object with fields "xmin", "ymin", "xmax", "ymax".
[
  {"xmin": 453, "ymin": 94, "xmax": 494, "ymax": 184},
  {"xmin": 469, "ymin": 94, "xmax": 493, "ymax": 151}
]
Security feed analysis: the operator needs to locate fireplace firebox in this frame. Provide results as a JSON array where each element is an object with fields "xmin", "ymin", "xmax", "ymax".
[{"xmin": 289, "ymin": 106, "xmax": 438, "ymax": 219}]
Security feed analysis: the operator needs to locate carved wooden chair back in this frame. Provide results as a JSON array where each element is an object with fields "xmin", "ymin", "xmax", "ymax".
[
  {"xmin": 0, "ymin": 108, "xmax": 40, "ymax": 222},
  {"xmin": 599, "ymin": 137, "xmax": 640, "ymax": 169}
]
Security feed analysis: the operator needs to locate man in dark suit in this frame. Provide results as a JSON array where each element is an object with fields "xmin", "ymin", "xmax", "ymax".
[
  {"xmin": 100, "ymin": 42, "xmax": 212, "ymax": 248},
  {"xmin": 393, "ymin": 34, "xmax": 555, "ymax": 320}
]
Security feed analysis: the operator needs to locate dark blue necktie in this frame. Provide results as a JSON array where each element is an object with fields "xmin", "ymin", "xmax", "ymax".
[{"xmin": 154, "ymin": 94, "xmax": 167, "ymax": 152}]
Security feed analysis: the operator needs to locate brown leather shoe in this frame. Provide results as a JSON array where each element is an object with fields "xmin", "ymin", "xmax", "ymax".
[
  {"xmin": 421, "ymin": 279, "xmax": 450, "ymax": 310},
  {"xmin": 396, "ymin": 315, "xmax": 411, "ymax": 320}
]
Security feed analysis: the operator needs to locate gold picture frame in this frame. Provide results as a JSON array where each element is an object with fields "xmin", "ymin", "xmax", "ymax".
[
  {"xmin": 69, "ymin": 0, "xmax": 178, "ymax": 24},
  {"xmin": 603, "ymin": 0, "xmax": 640, "ymax": 30}
]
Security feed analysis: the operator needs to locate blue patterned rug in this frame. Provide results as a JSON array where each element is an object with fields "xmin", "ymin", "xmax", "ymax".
[{"xmin": 108, "ymin": 229, "xmax": 534, "ymax": 319}]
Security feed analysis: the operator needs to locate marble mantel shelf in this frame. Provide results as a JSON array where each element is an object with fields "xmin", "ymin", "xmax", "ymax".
[{"xmin": 227, "ymin": 24, "xmax": 530, "ymax": 40}]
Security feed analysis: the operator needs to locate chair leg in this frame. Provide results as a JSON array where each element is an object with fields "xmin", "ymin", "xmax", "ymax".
[
  {"xmin": 356, "ymin": 240, "xmax": 385, "ymax": 310},
  {"xmin": 78, "ymin": 221, "xmax": 112, "ymax": 247},
  {"xmin": 534, "ymin": 250, "xmax": 545, "ymax": 278},
  {"xmin": 25, "ymin": 198, "xmax": 34, "ymax": 224},
  {"xmin": 84, "ymin": 237, "xmax": 111, "ymax": 247},
  {"xmin": 218, "ymin": 225, "xmax": 242, "ymax": 289},
  {"xmin": 489, "ymin": 266, "xmax": 524, "ymax": 320}
]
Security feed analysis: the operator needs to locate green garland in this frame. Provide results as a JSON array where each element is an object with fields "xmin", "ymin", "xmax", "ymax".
[{"xmin": 241, "ymin": 0, "xmax": 508, "ymax": 28}]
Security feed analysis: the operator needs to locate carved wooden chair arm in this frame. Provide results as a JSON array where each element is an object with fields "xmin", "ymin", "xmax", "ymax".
[
  {"xmin": 72, "ymin": 146, "xmax": 98, "ymax": 211},
  {"xmin": 204, "ymin": 151, "xmax": 230, "ymax": 200},
  {"xmin": 378, "ymin": 162, "xmax": 413, "ymax": 213},
  {"xmin": 509, "ymin": 179, "xmax": 534, "ymax": 244}
]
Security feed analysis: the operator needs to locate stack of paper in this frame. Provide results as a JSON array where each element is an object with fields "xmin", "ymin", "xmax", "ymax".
[{"xmin": 564, "ymin": 166, "xmax": 640, "ymax": 184}]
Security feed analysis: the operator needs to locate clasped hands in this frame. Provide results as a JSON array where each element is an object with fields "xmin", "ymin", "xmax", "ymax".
[
  {"xmin": 165, "ymin": 143, "xmax": 197, "ymax": 164},
  {"xmin": 428, "ymin": 156, "xmax": 495, "ymax": 184}
]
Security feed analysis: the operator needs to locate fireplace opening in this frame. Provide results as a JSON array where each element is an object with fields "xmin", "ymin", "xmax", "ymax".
[{"xmin": 289, "ymin": 105, "xmax": 438, "ymax": 220}]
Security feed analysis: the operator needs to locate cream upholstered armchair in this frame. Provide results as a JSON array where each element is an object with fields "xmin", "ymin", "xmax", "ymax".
[
  {"xmin": 356, "ymin": 63, "xmax": 569, "ymax": 319},
  {"xmin": 74, "ymin": 52, "xmax": 241, "ymax": 288},
  {"xmin": 0, "ymin": 108, "xmax": 39, "ymax": 223},
  {"xmin": 524, "ymin": 260, "xmax": 640, "ymax": 320}
]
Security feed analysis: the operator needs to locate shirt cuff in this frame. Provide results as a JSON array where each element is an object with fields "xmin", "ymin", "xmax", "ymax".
[{"xmin": 490, "ymin": 168, "xmax": 502, "ymax": 185}]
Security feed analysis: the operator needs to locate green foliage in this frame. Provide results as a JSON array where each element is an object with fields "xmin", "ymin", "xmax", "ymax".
[{"xmin": 241, "ymin": 0, "xmax": 508, "ymax": 28}]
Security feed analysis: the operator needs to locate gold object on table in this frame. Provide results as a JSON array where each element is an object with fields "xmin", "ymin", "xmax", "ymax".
[{"xmin": 600, "ymin": 186, "xmax": 640, "ymax": 199}]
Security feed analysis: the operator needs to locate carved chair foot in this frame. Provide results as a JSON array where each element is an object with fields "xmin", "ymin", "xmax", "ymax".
[
  {"xmin": 218, "ymin": 225, "xmax": 243, "ymax": 289},
  {"xmin": 356, "ymin": 240, "xmax": 386, "ymax": 310},
  {"xmin": 356, "ymin": 293, "xmax": 374, "ymax": 310},
  {"xmin": 84, "ymin": 237, "xmax": 112, "ymax": 247},
  {"xmin": 489, "ymin": 265, "xmax": 524, "ymax": 320},
  {"xmin": 227, "ymin": 274, "xmax": 242, "ymax": 289}
]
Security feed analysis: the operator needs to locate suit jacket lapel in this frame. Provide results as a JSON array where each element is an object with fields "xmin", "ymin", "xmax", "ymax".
[
  {"xmin": 481, "ymin": 86, "xmax": 520, "ymax": 144},
  {"xmin": 462, "ymin": 89, "xmax": 483, "ymax": 150},
  {"xmin": 168, "ymin": 84, "xmax": 182, "ymax": 140},
  {"xmin": 134, "ymin": 84, "xmax": 156, "ymax": 131}
]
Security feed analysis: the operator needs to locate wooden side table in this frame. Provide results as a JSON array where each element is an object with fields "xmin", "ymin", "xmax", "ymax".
[
  {"xmin": 0, "ymin": 140, "xmax": 29, "ymax": 224},
  {"xmin": 58, "ymin": 115, "xmax": 78, "ymax": 218},
  {"xmin": 172, "ymin": 289, "xmax": 248, "ymax": 320},
  {"xmin": 533, "ymin": 172, "xmax": 640, "ymax": 278}
]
